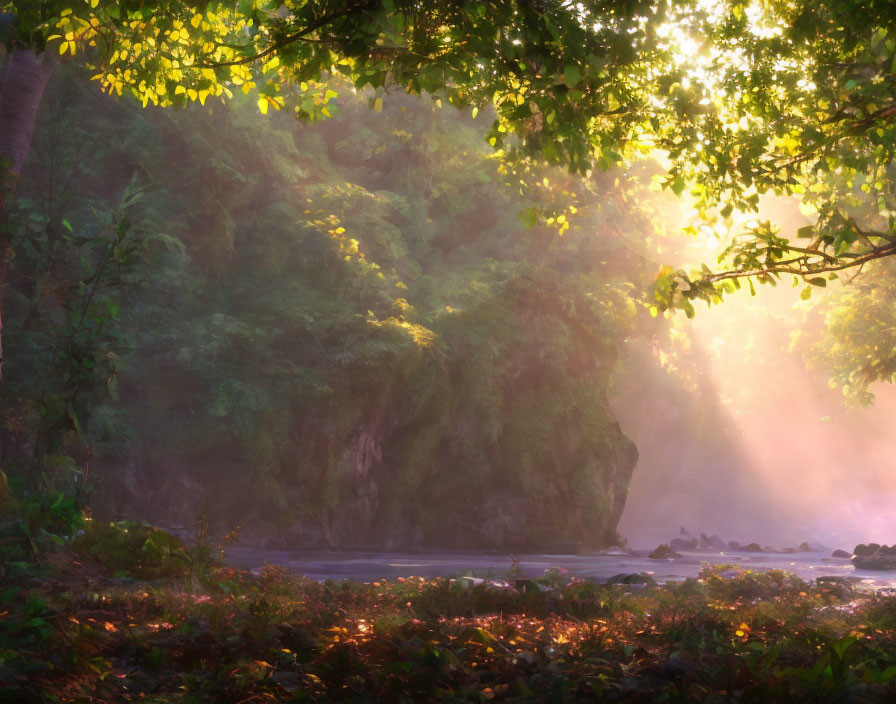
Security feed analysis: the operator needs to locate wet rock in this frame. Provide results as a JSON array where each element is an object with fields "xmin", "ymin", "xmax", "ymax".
[
  {"xmin": 852, "ymin": 544, "xmax": 896, "ymax": 570},
  {"xmin": 780, "ymin": 547, "xmax": 796, "ymax": 554},
  {"xmin": 741, "ymin": 542, "xmax": 763, "ymax": 553},
  {"xmin": 831, "ymin": 549, "xmax": 851, "ymax": 559},
  {"xmin": 798, "ymin": 542, "xmax": 812, "ymax": 552},
  {"xmin": 670, "ymin": 537, "xmax": 697, "ymax": 551},
  {"xmin": 762, "ymin": 545, "xmax": 776, "ymax": 553},
  {"xmin": 606, "ymin": 572, "xmax": 657, "ymax": 587},
  {"xmin": 648, "ymin": 544, "xmax": 680, "ymax": 559}
]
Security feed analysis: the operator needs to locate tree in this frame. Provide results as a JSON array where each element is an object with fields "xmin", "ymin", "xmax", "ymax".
[
  {"xmin": 1, "ymin": 0, "xmax": 670, "ymax": 372},
  {"xmin": 4, "ymin": 1, "xmax": 896, "ymax": 329}
]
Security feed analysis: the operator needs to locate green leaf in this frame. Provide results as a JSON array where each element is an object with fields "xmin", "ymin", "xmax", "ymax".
[
  {"xmin": 563, "ymin": 64, "xmax": 581, "ymax": 87},
  {"xmin": 807, "ymin": 277, "xmax": 827, "ymax": 287},
  {"xmin": 520, "ymin": 207, "xmax": 538, "ymax": 228}
]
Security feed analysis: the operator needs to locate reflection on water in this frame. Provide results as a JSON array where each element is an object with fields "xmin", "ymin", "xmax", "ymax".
[{"xmin": 225, "ymin": 547, "xmax": 896, "ymax": 589}]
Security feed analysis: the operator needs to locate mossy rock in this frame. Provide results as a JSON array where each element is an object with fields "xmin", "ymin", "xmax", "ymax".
[{"xmin": 648, "ymin": 544, "xmax": 680, "ymax": 560}]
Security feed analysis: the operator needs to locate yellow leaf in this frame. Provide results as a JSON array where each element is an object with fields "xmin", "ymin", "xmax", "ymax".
[
  {"xmin": 258, "ymin": 97, "xmax": 269, "ymax": 114},
  {"xmin": 373, "ymin": 97, "xmax": 383, "ymax": 113},
  {"xmin": 471, "ymin": 106, "xmax": 478, "ymax": 118}
]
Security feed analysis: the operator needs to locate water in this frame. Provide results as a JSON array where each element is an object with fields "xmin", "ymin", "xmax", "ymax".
[{"xmin": 224, "ymin": 547, "xmax": 896, "ymax": 589}]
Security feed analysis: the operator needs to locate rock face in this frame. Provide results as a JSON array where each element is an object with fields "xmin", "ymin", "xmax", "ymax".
[
  {"xmin": 831, "ymin": 549, "xmax": 851, "ymax": 559},
  {"xmin": 60, "ymin": 73, "xmax": 646, "ymax": 552},
  {"xmin": 700, "ymin": 533, "xmax": 727, "ymax": 550},
  {"xmin": 852, "ymin": 544, "xmax": 896, "ymax": 570},
  {"xmin": 104, "ymin": 289, "xmax": 640, "ymax": 552},
  {"xmin": 670, "ymin": 537, "xmax": 697, "ymax": 551}
]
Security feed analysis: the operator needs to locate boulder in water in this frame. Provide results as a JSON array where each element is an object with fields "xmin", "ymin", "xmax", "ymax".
[
  {"xmin": 606, "ymin": 572, "xmax": 657, "ymax": 587},
  {"xmin": 648, "ymin": 544, "xmax": 680, "ymax": 559},
  {"xmin": 831, "ymin": 549, "xmax": 851, "ymax": 559},
  {"xmin": 798, "ymin": 542, "xmax": 812, "ymax": 552},
  {"xmin": 728, "ymin": 541, "xmax": 741, "ymax": 550},
  {"xmin": 852, "ymin": 544, "xmax": 896, "ymax": 570},
  {"xmin": 741, "ymin": 542, "xmax": 763, "ymax": 553}
]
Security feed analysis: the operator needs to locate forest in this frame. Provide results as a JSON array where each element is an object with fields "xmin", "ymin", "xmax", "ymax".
[{"xmin": 4, "ymin": 1, "xmax": 896, "ymax": 702}]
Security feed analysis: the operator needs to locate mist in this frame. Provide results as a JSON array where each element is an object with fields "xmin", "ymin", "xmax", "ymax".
[{"xmin": 616, "ymin": 196, "xmax": 896, "ymax": 550}]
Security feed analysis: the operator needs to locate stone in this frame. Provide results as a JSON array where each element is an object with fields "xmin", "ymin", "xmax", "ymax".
[
  {"xmin": 700, "ymin": 533, "xmax": 727, "ymax": 550},
  {"xmin": 606, "ymin": 572, "xmax": 657, "ymax": 587},
  {"xmin": 648, "ymin": 544, "xmax": 680, "ymax": 559},
  {"xmin": 728, "ymin": 541, "xmax": 741, "ymax": 550},
  {"xmin": 851, "ymin": 544, "xmax": 896, "ymax": 570},
  {"xmin": 831, "ymin": 549, "xmax": 851, "ymax": 559},
  {"xmin": 798, "ymin": 542, "xmax": 811, "ymax": 552},
  {"xmin": 742, "ymin": 542, "xmax": 763, "ymax": 553}
]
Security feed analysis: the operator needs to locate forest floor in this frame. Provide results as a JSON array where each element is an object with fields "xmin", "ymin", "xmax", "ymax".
[{"xmin": 4, "ymin": 527, "xmax": 896, "ymax": 702}]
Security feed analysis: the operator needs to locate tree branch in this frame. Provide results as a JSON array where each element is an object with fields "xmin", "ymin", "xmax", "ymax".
[
  {"xmin": 198, "ymin": 1, "xmax": 373, "ymax": 69},
  {"xmin": 703, "ymin": 242, "xmax": 896, "ymax": 284}
]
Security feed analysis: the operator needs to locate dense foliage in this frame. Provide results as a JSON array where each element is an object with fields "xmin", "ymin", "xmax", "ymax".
[
  {"xmin": 807, "ymin": 259, "xmax": 896, "ymax": 406},
  {"xmin": 8, "ymin": 0, "xmax": 896, "ymax": 300},
  {"xmin": 0, "ymin": 66, "xmax": 666, "ymax": 548}
]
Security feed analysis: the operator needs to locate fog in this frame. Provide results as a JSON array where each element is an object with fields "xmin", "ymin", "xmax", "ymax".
[{"xmin": 616, "ymin": 196, "xmax": 896, "ymax": 551}]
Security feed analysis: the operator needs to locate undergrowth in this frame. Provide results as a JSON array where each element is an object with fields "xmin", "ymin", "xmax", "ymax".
[{"xmin": 3, "ymin": 540, "xmax": 896, "ymax": 702}]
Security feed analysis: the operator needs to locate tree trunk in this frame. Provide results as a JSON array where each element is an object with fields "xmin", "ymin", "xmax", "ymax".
[{"xmin": 0, "ymin": 46, "xmax": 57, "ymax": 380}]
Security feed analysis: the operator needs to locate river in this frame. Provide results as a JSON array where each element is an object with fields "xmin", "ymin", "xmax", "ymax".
[{"xmin": 224, "ymin": 547, "xmax": 896, "ymax": 589}]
